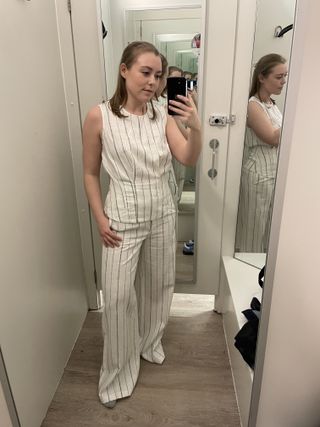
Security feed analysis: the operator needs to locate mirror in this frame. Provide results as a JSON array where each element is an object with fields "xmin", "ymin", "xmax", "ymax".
[
  {"xmin": 100, "ymin": 5, "xmax": 201, "ymax": 283},
  {"xmin": 234, "ymin": 0, "xmax": 297, "ymax": 269}
]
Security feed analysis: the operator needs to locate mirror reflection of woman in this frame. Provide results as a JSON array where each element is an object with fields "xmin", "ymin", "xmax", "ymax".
[{"xmin": 236, "ymin": 54, "xmax": 287, "ymax": 253}]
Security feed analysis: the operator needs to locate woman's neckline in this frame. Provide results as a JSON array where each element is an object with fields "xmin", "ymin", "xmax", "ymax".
[
  {"xmin": 263, "ymin": 101, "xmax": 273, "ymax": 109},
  {"xmin": 253, "ymin": 95, "xmax": 273, "ymax": 108},
  {"xmin": 121, "ymin": 104, "xmax": 149, "ymax": 117}
]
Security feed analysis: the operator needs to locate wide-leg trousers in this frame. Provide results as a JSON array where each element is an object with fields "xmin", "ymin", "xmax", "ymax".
[
  {"xmin": 98, "ymin": 213, "xmax": 176, "ymax": 404},
  {"xmin": 235, "ymin": 167, "xmax": 275, "ymax": 253}
]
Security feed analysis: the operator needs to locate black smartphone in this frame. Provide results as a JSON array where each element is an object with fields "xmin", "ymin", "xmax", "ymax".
[{"xmin": 166, "ymin": 77, "xmax": 187, "ymax": 115}]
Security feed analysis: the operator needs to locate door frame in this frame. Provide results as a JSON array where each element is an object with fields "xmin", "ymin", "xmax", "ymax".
[
  {"xmin": 0, "ymin": 348, "xmax": 20, "ymax": 427},
  {"xmin": 63, "ymin": 0, "xmax": 107, "ymax": 309}
]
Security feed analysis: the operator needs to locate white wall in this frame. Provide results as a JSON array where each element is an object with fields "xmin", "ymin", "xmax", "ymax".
[
  {"xmin": 254, "ymin": 0, "xmax": 295, "ymax": 62},
  {"xmin": 250, "ymin": 1, "xmax": 320, "ymax": 425},
  {"xmin": 0, "ymin": 1, "xmax": 88, "ymax": 426},
  {"xmin": 252, "ymin": 0, "xmax": 296, "ymax": 111}
]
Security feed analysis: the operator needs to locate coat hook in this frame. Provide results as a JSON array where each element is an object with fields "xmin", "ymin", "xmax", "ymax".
[
  {"xmin": 274, "ymin": 24, "xmax": 293, "ymax": 37},
  {"xmin": 274, "ymin": 26, "xmax": 282, "ymax": 37},
  {"xmin": 277, "ymin": 24, "xmax": 293, "ymax": 37}
]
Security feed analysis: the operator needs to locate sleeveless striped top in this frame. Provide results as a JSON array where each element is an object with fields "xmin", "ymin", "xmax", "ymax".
[
  {"xmin": 243, "ymin": 96, "xmax": 282, "ymax": 178},
  {"xmin": 99, "ymin": 101, "xmax": 177, "ymax": 223}
]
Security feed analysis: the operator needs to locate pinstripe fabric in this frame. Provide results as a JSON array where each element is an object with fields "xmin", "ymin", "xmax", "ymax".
[
  {"xmin": 154, "ymin": 99, "xmax": 186, "ymax": 204},
  {"xmin": 172, "ymin": 157, "xmax": 186, "ymax": 204},
  {"xmin": 99, "ymin": 214, "xmax": 176, "ymax": 403},
  {"xmin": 235, "ymin": 97, "xmax": 282, "ymax": 252},
  {"xmin": 98, "ymin": 102, "xmax": 177, "ymax": 404},
  {"xmin": 99, "ymin": 102, "xmax": 176, "ymax": 223}
]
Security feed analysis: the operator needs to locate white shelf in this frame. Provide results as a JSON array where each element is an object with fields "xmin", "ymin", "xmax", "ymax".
[
  {"xmin": 222, "ymin": 256, "xmax": 263, "ymax": 329},
  {"xmin": 220, "ymin": 256, "xmax": 263, "ymax": 426}
]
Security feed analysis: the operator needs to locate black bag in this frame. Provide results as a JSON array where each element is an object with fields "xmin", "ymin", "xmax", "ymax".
[
  {"xmin": 234, "ymin": 317, "xmax": 259, "ymax": 369},
  {"xmin": 234, "ymin": 265, "xmax": 265, "ymax": 369}
]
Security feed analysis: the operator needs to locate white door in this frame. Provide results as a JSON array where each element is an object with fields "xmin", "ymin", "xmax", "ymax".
[
  {"xmin": 178, "ymin": 0, "xmax": 240, "ymax": 294},
  {"xmin": 123, "ymin": 3, "xmax": 239, "ymax": 295},
  {"xmin": 124, "ymin": 2, "xmax": 241, "ymax": 295}
]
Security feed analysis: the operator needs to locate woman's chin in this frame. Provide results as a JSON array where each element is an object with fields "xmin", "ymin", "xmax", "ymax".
[{"xmin": 142, "ymin": 92, "xmax": 154, "ymax": 101}]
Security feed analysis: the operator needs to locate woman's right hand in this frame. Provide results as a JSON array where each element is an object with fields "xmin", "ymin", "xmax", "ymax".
[{"xmin": 97, "ymin": 216, "xmax": 122, "ymax": 248}]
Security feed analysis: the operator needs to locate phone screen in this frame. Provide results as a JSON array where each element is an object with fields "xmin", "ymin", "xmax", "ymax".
[{"xmin": 166, "ymin": 77, "xmax": 187, "ymax": 116}]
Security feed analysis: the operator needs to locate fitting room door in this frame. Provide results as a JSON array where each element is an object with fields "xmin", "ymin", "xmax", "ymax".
[
  {"xmin": 178, "ymin": 0, "xmax": 239, "ymax": 295},
  {"xmin": 123, "ymin": 1, "xmax": 241, "ymax": 296}
]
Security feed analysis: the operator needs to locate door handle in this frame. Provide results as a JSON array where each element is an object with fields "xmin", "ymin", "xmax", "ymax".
[{"xmin": 208, "ymin": 139, "xmax": 219, "ymax": 180}]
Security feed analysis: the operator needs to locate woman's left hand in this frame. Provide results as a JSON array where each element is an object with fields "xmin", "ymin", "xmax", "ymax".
[{"xmin": 168, "ymin": 94, "xmax": 201, "ymax": 131}]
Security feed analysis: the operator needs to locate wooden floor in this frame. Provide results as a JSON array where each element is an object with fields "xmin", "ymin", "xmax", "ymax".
[{"xmin": 42, "ymin": 294, "xmax": 240, "ymax": 427}]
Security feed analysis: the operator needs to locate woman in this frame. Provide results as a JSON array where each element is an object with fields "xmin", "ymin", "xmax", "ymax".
[
  {"xmin": 235, "ymin": 53, "xmax": 287, "ymax": 253},
  {"xmin": 82, "ymin": 41, "xmax": 201, "ymax": 408}
]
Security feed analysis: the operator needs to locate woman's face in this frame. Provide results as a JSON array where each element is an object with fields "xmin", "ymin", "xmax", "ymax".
[
  {"xmin": 121, "ymin": 52, "xmax": 162, "ymax": 103},
  {"xmin": 259, "ymin": 63, "xmax": 288, "ymax": 96}
]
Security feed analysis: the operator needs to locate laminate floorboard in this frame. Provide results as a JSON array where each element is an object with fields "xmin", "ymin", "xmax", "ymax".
[{"xmin": 42, "ymin": 294, "xmax": 240, "ymax": 427}]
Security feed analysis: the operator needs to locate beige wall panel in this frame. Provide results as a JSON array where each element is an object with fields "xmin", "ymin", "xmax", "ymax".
[{"xmin": 0, "ymin": 1, "xmax": 88, "ymax": 425}]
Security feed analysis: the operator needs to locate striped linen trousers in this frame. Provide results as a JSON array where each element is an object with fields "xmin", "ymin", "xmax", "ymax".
[
  {"xmin": 98, "ymin": 101, "xmax": 177, "ymax": 403},
  {"xmin": 98, "ymin": 213, "xmax": 176, "ymax": 404},
  {"xmin": 235, "ymin": 167, "xmax": 275, "ymax": 252},
  {"xmin": 235, "ymin": 96, "xmax": 282, "ymax": 253}
]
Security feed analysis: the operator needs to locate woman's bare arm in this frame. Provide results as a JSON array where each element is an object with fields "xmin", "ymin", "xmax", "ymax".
[
  {"xmin": 82, "ymin": 106, "xmax": 121, "ymax": 247},
  {"xmin": 247, "ymin": 101, "xmax": 281, "ymax": 146}
]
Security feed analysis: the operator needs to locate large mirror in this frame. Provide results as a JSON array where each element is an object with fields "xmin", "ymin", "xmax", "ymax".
[
  {"xmin": 234, "ymin": 0, "xmax": 297, "ymax": 269},
  {"xmin": 100, "ymin": 5, "xmax": 201, "ymax": 283}
]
